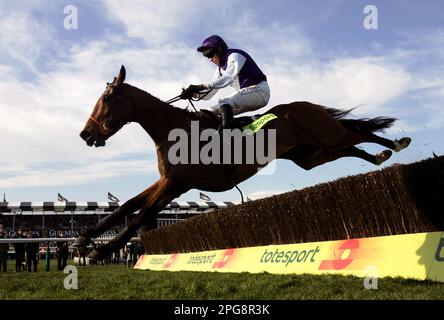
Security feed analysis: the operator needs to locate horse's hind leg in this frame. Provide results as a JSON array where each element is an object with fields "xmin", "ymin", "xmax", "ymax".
[
  {"xmin": 348, "ymin": 146, "xmax": 393, "ymax": 165},
  {"xmin": 281, "ymin": 145, "xmax": 392, "ymax": 170},
  {"xmin": 361, "ymin": 132, "xmax": 411, "ymax": 152}
]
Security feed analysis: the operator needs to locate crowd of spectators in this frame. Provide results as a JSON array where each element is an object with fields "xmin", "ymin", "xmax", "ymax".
[{"xmin": 0, "ymin": 214, "xmax": 144, "ymax": 272}]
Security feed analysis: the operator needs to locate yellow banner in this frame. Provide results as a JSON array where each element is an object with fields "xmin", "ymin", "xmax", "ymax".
[{"xmin": 135, "ymin": 232, "xmax": 444, "ymax": 282}]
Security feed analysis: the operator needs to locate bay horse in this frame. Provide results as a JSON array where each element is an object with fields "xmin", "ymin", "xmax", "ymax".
[{"xmin": 74, "ymin": 65, "xmax": 411, "ymax": 259}]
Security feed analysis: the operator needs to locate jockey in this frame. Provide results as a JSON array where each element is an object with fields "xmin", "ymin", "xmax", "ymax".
[{"xmin": 182, "ymin": 35, "xmax": 270, "ymax": 129}]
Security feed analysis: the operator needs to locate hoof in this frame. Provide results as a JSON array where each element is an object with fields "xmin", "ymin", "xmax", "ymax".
[
  {"xmin": 73, "ymin": 235, "xmax": 91, "ymax": 247},
  {"xmin": 394, "ymin": 137, "xmax": 411, "ymax": 152},
  {"xmin": 375, "ymin": 149, "xmax": 392, "ymax": 165},
  {"xmin": 88, "ymin": 250, "xmax": 105, "ymax": 261}
]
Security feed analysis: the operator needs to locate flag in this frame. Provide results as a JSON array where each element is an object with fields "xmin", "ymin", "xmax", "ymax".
[
  {"xmin": 199, "ymin": 192, "xmax": 211, "ymax": 201},
  {"xmin": 57, "ymin": 193, "xmax": 68, "ymax": 202},
  {"xmin": 108, "ymin": 192, "xmax": 120, "ymax": 202}
]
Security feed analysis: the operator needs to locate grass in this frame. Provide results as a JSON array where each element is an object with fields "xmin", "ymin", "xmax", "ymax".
[{"xmin": 0, "ymin": 259, "xmax": 443, "ymax": 300}]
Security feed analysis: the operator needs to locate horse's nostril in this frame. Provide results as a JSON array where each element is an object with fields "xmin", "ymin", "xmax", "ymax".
[{"xmin": 80, "ymin": 130, "xmax": 91, "ymax": 141}]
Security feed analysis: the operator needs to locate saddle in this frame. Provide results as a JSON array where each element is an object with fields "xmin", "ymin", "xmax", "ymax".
[{"xmin": 194, "ymin": 110, "xmax": 261, "ymax": 131}]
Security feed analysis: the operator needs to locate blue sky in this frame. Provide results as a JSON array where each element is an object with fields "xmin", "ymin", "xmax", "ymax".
[{"xmin": 0, "ymin": 0, "xmax": 443, "ymax": 202}]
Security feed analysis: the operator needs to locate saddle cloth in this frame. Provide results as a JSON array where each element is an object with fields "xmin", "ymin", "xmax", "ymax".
[{"xmin": 193, "ymin": 110, "xmax": 276, "ymax": 133}]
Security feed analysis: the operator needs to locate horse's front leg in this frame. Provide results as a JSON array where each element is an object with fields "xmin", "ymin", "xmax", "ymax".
[
  {"xmin": 73, "ymin": 181, "xmax": 164, "ymax": 247},
  {"xmin": 88, "ymin": 178, "xmax": 182, "ymax": 260}
]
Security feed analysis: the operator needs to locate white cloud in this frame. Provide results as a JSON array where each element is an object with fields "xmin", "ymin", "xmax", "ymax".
[
  {"xmin": 1, "ymin": 2, "xmax": 443, "ymax": 196},
  {"xmin": 102, "ymin": 0, "xmax": 214, "ymax": 44},
  {"xmin": 265, "ymin": 57, "xmax": 411, "ymax": 115},
  {"xmin": 0, "ymin": 159, "xmax": 157, "ymax": 188},
  {"xmin": 0, "ymin": 22, "xmax": 217, "ymax": 190},
  {"xmin": 0, "ymin": 6, "xmax": 55, "ymax": 74},
  {"xmin": 227, "ymin": 17, "xmax": 312, "ymax": 61}
]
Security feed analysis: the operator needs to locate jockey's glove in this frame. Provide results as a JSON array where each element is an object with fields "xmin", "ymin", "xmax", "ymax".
[{"xmin": 181, "ymin": 84, "xmax": 206, "ymax": 99}]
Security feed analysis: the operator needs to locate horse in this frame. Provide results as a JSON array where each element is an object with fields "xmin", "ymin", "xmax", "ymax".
[{"xmin": 74, "ymin": 65, "xmax": 411, "ymax": 259}]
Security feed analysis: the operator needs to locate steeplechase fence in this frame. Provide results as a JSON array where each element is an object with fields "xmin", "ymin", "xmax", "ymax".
[{"xmin": 135, "ymin": 156, "xmax": 444, "ymax": 282}]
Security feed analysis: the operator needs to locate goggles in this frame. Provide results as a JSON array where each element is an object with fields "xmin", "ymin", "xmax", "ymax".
[{"xmin": 202, "ymin": 47, "xmax": 217, "ymax": 58}]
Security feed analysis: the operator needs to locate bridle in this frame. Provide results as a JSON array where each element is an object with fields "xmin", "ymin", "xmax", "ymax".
[
  {"xmin": 88, "ymin": 115, "xmax": 117, "ymax": 136},
  {"xmin": 89, "ymin": 84, "xmax": 137, "ymax": 136}
]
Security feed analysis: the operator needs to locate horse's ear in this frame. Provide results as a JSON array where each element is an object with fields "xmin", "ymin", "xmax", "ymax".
[{"xmin": 116, "ymin": 65, "xmax": 126, "ymax": 87}]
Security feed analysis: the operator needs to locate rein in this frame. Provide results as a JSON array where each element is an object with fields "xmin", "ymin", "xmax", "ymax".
[
  {"xmin": 89, "ymin": 88, "xmax": 213, "ymax": 137},
  {"xmin": 165, "ymin": 89, "xmax": 213, "ymax": 112},
  {"xmin": 165, "ymin": 94, "xmax": 182, "ymax": 104}
]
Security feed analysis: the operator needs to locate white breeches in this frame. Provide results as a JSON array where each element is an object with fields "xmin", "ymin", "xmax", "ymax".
[{"xmin": 210, "ymin": 81, "xmax": 270, "ymax": 116}]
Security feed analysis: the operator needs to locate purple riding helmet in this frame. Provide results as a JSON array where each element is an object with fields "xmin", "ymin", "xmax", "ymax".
[{"xmin": 197, "ymin": 35, "xmax": 228, "ymax": 58}]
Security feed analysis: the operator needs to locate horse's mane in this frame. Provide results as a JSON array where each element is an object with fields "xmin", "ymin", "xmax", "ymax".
[{"xmin": 123, "ymin": 83, "xmax": 193, "ymax": 116}]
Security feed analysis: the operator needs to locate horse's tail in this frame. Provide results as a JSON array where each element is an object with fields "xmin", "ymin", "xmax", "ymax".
[
  {"xmin": 339, "ymin": 117, "xmax": 396, "ymax": 133},
  {"xmin": 324, "ymin": 107, "xmax": 396, "ymax": 133}
]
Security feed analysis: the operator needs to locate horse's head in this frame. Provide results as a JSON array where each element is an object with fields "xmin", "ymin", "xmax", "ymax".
[{"xmin": 80, "ymin": 65, "xmax": 134, "ymax": 147}]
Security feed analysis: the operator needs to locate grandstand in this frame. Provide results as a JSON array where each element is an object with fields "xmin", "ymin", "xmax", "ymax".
[
  {"xmin": 0, "ymin": 200, "xmax": 236, "ymax": 238},
  {"xmin": 0, "ymin": 200, "xmax": 237, "ymax": 264}
]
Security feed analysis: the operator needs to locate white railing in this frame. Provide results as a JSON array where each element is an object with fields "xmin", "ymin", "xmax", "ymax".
[{"xmin": 0, "ymin": 237, "xmax": 140, "ymax": 243}]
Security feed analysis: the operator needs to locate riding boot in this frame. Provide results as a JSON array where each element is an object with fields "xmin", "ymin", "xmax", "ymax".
[{"xmin": 220, "ymin": 104, "xmax": 233, "ymax": 131}]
